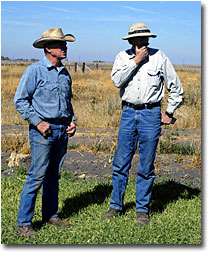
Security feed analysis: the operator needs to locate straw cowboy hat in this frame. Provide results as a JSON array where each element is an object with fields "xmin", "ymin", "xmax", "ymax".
[
  {"xmin": 33, "ymin": 28, "xmax": 75, "ymax": 48},
  {"xmin": 122, "ymin": 23, "xmax": 157, "ymax": 40}
]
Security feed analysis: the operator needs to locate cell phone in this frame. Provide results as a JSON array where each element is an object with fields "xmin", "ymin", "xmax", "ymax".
[
  {"xmin": 161, "ymin": 117, "xmax": 177, "ymax": 125},
  {"xmin": 171, "ymin": 117, "xmax": 177, "ymax": 124}
]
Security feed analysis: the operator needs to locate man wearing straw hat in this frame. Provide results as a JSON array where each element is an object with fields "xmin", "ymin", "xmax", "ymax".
[
  {"xmin": 14, "ymin": 28, "xmax": 76, "ymax": 237},
  {"xmin": 104, "ymin": 23, "xmax": 183, "ymax": 225}
]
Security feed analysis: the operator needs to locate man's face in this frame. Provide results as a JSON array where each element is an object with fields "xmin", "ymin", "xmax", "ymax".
[
  {"xmin": 45, "ymin": 41, "xmax": 67, "ymax": 59},
  {"xmin": 129, "ymin": 37, "xmax": 149, "ymax": 49}
]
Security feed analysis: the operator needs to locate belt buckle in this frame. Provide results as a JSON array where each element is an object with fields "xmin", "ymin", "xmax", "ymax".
[
  {"xmin": 56, "ymin": 118, "xmax": 64, "ymax": 124},
  {"xmin": 145, "ymin": 104, "xmax": 148, "ymax": 109},
  {"xmin": 60, "ymin": 118, "xmax": 66, "ymax": 123}
]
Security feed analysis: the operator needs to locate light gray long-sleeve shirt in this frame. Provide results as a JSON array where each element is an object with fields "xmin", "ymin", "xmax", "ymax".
[{"xmin": 111, "ymin": 47, "xmax": 183, "ymax": 113}]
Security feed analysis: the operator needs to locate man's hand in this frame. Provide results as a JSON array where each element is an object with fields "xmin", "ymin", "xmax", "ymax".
[
  {"xmin": 133, "ymin": 46, "xmax": 148, "ymax": 65},
  {"xmin": 161, "ymin": 112, "xmax": 173, "ymax": 125},
  {"xmin": 66, "ymin": 121, "xmax": 76, "ymax": 137},
  {"xmin": 37, "ymin": 121, "xmax": 51, "ymax": 137}
]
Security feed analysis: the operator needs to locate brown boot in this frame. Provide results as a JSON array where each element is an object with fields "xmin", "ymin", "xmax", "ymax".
[
  {"xmin": 48, "ymin": 216, "xmax": 71, "ymax": 227},
  {"xmin": 103, "ymin": 208, "xmax": 121, "ymax": 219},
  {"xmin": 16, "ymin": 225, "xmax": 37, "ymax": 237},
  {"xmin": 136, "ymin": 212, "xmax": 149, "ymax": 226}
]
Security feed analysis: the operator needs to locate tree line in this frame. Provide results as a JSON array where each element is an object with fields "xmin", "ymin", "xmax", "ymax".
[{"xmin": 1, "ymin": 56, "xmax": 39, "ymax": 62}]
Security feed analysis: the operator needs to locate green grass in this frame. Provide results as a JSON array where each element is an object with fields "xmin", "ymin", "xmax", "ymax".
[
  {"xmin": 159, "ymin": 141, "xmax": 196, "ymax": 155},
  {"xmin": 1, "ymin": 172, "xmax": 201, "ymax": 244}
]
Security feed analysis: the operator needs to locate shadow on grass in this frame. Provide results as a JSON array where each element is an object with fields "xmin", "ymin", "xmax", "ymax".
[
  {"xmin": 149, "ymin": 180, "xmax": 201, "ymax": 213},
  {"xmin": 32, "ymin": 182, "xmax": 112, "ymax": 229},
  {"xmin": 33, "ymin": 179, "xmax": 200, "ymax": 229},
  {"xmin": 59, "ymin": 183, "xmax": 113, "ymax": 218},
  {"xmin": 123, "ymin": 179, "xmax": 201, "ymax": 214}
]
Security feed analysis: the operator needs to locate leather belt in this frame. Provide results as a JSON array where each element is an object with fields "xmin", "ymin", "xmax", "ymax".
[
  {"xmin": 122, "ymin": 101, "xmax": 161, "ymax": 110},
  {"xmin": 45, "ymin": 117, "xmax": 71, "ymax": 124}
]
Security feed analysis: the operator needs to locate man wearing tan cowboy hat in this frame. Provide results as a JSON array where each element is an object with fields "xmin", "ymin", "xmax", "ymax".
[
  {"xmin": 14, "ymin": 28, "xmax": 76, "ymax": 237},
  {"xmin": 104, "ymin": 23, "xmax": 183, "ymax": 225}
]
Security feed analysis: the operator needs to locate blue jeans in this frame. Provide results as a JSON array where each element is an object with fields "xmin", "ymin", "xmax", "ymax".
[
  {"xmin": 110, "ymin": 105, "xmax": 161, "ymax": 213},
  {"xmin": 17, "ymin": 122, "xmax": 69, "ymax": 226}
]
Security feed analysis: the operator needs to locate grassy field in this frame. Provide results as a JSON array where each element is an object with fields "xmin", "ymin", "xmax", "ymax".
[
  {"xmin": 1, "ymin": 62, "xmax": 201, "ymax": 129},
  {"xmin": 1, "ymin": 172, "xmax": 201, "ymax": 244},
  {"xmin": 1, "ymin": 62, "xmax": 201, "ymax": 244}
]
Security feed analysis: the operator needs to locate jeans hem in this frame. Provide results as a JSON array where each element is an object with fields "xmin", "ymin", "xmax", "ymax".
[
  {"xmin": 17, "ymin": 221, "xmax": 32, "ymax": 227},
  {"xmin": 110, "ymin": 204, "xmax": 122, "ymax": 211},
  {"xmin": 136, "ymin": 208, "xmax": 148, "ymax": 213}
]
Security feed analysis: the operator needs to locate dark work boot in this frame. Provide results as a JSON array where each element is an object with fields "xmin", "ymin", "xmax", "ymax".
[
  {"xmin": 103, "ymin": 208, "xmax": 121, "ymax": 219},
  {"xmin": 48, "ymin": 216, "xmax": 71, "ymax": 227},
  {"xmin": 136, "ymin": 212, "xmax": 149, "ymax": 226},
  {"xmin": 16, "ymin": 225, "xmax": 37, "ymax": 237}
]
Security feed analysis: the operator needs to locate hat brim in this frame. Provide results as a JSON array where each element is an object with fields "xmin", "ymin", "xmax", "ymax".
[
  {"xmin": 33, "ymin": 34, "xmax": 75, "ymax": 48},
  {"xmin": 122, "ymin": 33, "xmax": 157, "ymax": 40}
]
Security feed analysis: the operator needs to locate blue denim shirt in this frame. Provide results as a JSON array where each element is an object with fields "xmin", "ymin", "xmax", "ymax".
[{"xmin": 14, "ymin": 57, "xmax": 75, "ymax": 126}]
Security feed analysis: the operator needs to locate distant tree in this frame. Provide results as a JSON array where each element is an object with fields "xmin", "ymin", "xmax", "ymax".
[
  {"xmin": 31, "ymin": 58, "xmax": 39, "ymax": 62},
  {"xmin": 15, "ymin": 58, "xmax": 28, "ymax": 62},
  {"xmin": 93, "ymin": 60, "xmax": 105, "ymax": 63},
  {"xmin": 1, "ymin": 56, "xmax": 10, "ymax": 60}
]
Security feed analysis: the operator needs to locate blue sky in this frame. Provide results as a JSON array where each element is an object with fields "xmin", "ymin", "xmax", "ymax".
[{"xmin": 1, "ymin": 0, "xmax": 201, "ymax": 64}]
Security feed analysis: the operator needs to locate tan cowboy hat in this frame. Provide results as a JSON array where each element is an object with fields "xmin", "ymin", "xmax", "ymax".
[
  {"xmin": 122, "ymin": 23, "xmax": 157, "ymax": 40},
  {"xmin": 33, "ymin": 28, "xmax": 75, "ymax": 48}
]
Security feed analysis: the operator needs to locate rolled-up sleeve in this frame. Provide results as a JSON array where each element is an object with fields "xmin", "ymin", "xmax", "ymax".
[
  {"xmin": 14, "ymin": 66, "xmax": 42, "ymax": 126},
  {"xmin": 163, "ymin": 56, "xmax": 183, "ymax": 113},
  {"xmin": 111, "ymin": 52, "xmax": 137, "ymax": 88}
]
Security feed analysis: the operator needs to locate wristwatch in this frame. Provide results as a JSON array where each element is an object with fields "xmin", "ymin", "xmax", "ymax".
[{"xmin": 165, "ymin": 111, "xmax": 174, "ymax": 118}]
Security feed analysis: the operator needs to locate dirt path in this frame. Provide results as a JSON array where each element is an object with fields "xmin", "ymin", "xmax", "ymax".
[{"xmin": 1, "ymin": 126, "xmax": 201, "ymax": 188}]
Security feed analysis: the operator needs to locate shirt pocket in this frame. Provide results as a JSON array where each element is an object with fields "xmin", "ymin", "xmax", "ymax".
[
  {"xmin": 147, "ymin": 68, "xmax": 162, "ymax": 87},
  {"xmin": 37, "ymin": 82, "xmax": 58, "ymax": 102}
]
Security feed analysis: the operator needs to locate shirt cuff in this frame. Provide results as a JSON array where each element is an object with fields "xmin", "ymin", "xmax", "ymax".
[
  {"xmin": 166, "ymin": 105, "xmax": 176, "ymax": 114},
  {"xmin": 72, "ymin": 116, "xmax": 77, "ymax": 124},
  {"xmin": 29, "ymin": 115, "xmax": 42, "ymax": 126}
]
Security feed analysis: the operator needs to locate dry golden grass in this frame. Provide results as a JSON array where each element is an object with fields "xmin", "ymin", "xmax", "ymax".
[
  {"xmin": 1, "ymin": 64, "xmax": 28, "ymax": 125},
  {"xmin": 174, "ymin": 71, "xmax": 201, "ymax": 129},
  {"xmin": 1, "ymin": 63, "xmax": 201, "ymax": 130},
  {"xmin": 70, "ymin": 70, "xmax": 122, "ymax": 128}
]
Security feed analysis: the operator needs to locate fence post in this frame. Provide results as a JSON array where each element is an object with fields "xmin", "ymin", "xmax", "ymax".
[
  {"xmin": 74, "ymin": 62, "xmax": 77, "ymax": 72},
  {"xmin": 96, "ymin": 63, "xmax": 99, "ymax": 70},
  {"xmin": 82, "ymin": 62, "xmax": 85, "ymax": 73}
]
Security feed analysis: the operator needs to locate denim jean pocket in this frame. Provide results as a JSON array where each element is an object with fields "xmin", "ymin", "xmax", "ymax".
[
  {"xmin": 122, "ymin": 105, "xmax": 129, "ymax": 112},
  {"xmin": 147, "ymin": 106, "xmax": 161, "ymax": 115}
]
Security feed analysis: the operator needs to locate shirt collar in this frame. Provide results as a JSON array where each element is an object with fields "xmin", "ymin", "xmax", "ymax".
[
  {"xmin": 42, "ymin": 56, "xmax": 54, "ymax": 68},
  {"xmin": 126, "ymin": 48, "xmax": 135, "ymax": 59},
  {"xmin": 42, "ymin": 56, "xmax": 64, "ymax": 71}
]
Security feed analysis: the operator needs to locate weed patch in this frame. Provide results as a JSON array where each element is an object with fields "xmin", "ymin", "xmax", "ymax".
[{"xmin": 159, "ymin": 141, "xmax": 196, "ymax": 155}]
